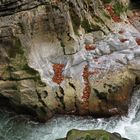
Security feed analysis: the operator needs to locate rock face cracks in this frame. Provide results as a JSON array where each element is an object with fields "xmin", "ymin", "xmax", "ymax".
[{"xmin": 0, "ymin": 0, "xmax": 139, "ymax": 121}]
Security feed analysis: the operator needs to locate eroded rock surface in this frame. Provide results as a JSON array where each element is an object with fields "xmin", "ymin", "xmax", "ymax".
[{"xmin": 0, "ymin": 0, "xmax": 140, "ymax": 121}]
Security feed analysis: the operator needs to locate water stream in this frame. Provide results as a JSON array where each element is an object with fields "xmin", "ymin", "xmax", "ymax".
[{"xmin": 0, "ymin": 86, "xmax": 140, "ymax": 140}]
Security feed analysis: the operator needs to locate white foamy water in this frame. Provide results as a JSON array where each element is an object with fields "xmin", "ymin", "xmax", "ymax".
[{"xmin": 0, "ymin": 87, "xmax": 140, "ymax": 140}]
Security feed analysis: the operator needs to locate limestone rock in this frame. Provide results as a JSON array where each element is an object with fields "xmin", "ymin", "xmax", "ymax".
[{"xmin": 0, "ymin": 0, "xmax": 140, "ymax": 121}]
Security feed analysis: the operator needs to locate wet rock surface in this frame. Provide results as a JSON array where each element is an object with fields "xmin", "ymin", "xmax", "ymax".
[
  {"xmin": 57, "ymin": 129, "xmax": 129, "ymax": 140},
  {"xmin": 0, "ymin": 0, "xmax": 140, "ymax": 121}
]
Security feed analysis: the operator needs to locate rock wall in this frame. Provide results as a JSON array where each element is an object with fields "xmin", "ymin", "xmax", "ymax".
[{"xmin": 0, "ymin": 0, "xmax": 139, "ymax": 121}]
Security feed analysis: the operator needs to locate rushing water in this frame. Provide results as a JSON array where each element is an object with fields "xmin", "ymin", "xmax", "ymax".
[{"xmin": 0, "ymin": 87, "xmax": 140, "ymax": 140}]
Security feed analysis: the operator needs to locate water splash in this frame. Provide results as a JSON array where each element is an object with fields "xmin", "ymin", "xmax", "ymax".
[{"xmin": 0, "ymin": 87, "xmax": 140, "ymax": 140}]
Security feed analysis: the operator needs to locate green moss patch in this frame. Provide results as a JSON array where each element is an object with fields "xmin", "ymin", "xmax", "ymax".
[
  {"xmin": 81, "ymin": 18, "xmax": 92, "ymax": 33},
  {"xmin": 113, "ymin": 1, "xmax": 127, "ymax": 16},
  {"xmin": 102, "ymin": 0, "xmax": 112, "ymax": 4},
  {"xmin": 59, "ymin": 129, "xmax": 125, "ymax": 140}
]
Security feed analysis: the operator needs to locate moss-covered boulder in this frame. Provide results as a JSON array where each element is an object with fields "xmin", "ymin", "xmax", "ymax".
[{"xmin": 58, "ymin": 129, "xmax": 129, "ymax": 140}]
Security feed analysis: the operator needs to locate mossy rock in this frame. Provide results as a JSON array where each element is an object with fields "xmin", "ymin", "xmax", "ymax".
[
  {"xmin": 81, "ymin": 18, "xmax": 102, "ymax": 33},
  {"xmin": 102, "ymin": 0, "xmax": 112, "ymax": 4},
  {"xmin": 113, "ymin": 1, "xmax": 127, "ymax": 16},
  {"xmin": 59, "ymin": 129, "xmax": 129, "ymax": 140}
]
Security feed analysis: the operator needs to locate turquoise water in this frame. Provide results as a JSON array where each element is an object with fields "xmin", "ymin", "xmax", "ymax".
[{"xmin": 0, "ymin": 87, "xmax": 140, "ymax": 140}]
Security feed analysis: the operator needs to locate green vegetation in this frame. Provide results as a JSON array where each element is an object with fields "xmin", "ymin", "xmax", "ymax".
[
  {"xmin": 17, "ymin": 22, "xmax": 25, "ymax": 34},
  {"xmin": 85, "ymin": 135, "xmax": 95, "ymax": 140},
  {"xmin": 7, "ymin": 38, "xmax": 24, "ymax": 58},
  {"xmin": 81, "ymin": 18, "xmax": 101, "ymax": 33},
  {"xmin": 113, "ymin": 1, "xmax": 127, "ymax": 16},
  {"xmin": 101, "ymin": 135, "xmax": 109, "ymax": 140},
  {"xmin": 2, "ymin": 37, "xmax": 41, "ymax": 82},
  {"xmin": 58, "ymin": 129, "xmax": 124, "ymax": 140},
  {"xmin": 81, "ymin": 18, "xmax": 92, "ymax": 33}
]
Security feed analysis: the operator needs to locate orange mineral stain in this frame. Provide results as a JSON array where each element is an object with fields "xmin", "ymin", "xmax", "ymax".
[
  {"xmin": 82, "ymin": 65, "xmax": 90, "ymax": 109},
  {"xmin": 136, "ymin": 38, "xmax": 140, "ymax": 45},
  {"xmin": 118, "ymin": 29, "xmax": 125, "ymax": 34},
  {"xmin": 85, "ymin": 44, "xmax": 96, "ymax": 51},
  {"xmin": 105, "ymin": 4, "xmax": 122, "ymax": 23},
  {"xmin": 52, "ymin": 64, "xmax": 65, "ymax": 85},
  {"xmin": 119, "ymin": 38, "xmax": 128, "ymax": 43}
]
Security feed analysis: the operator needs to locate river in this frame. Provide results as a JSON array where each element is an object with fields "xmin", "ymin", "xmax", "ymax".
[{"xmin": 0, "ymin": 86, "xmax": 140, "ymax": 140}]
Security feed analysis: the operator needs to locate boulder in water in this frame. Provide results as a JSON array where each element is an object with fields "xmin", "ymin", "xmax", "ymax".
[{"xmin": 58, "ymin": 129, "xmax": 130, "ymax": 140}]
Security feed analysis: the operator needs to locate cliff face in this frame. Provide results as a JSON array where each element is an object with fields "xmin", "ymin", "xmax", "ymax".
[{"xmin": 0, "ymin": 0, "xmax": 139, "ymax": 121}]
